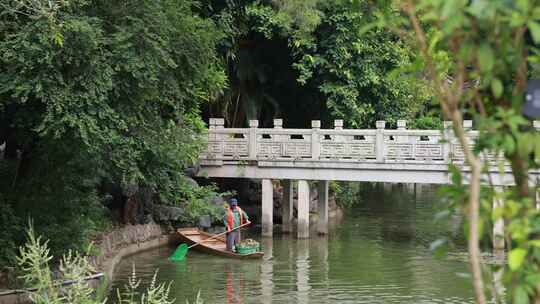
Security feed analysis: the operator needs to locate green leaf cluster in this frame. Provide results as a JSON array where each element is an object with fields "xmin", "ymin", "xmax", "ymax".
[
  {"xmin": 289, "ymin": 1, "xmax": 433, "ymax": 127},
  {"xmin": 0, "ymin": 0, "xmax": 226, "ymax": 264},
  {"xmin": 205, "ymin": 0, "xmax": 434, "ymax": 128},
  {"xmin": 383, "ymin": 0, "xmax": 540, "ymax": 302}
]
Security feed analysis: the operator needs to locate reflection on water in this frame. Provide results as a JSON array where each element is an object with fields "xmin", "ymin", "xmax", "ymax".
[
  {"xmin": 260, "ymin": 238, "xmax": 273, "ymax": 304},
  {"xmin": 111, "ymin": 184, "xmax": 474, "ymax": 303}
]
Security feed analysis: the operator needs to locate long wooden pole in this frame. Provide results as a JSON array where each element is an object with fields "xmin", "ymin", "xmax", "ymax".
[{"xmin": 187, "ymin": 221, "xmax": 250, "ymax": 249}]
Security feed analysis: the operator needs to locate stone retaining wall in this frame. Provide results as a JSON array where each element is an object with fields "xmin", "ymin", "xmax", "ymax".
[{"xmin": 91, "ymin": 223, "xmax": 166, "ymax": 270}]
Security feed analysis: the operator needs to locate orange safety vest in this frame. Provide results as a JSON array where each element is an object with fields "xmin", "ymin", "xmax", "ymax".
[{"xmin": 226, "ymin": 207, "xmax": 245, "ymax": 232}]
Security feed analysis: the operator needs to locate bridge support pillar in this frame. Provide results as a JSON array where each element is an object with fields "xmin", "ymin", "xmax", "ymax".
[
  {"xmin": 493, "ymin": 186, "xmax": 505, "ymax": 251},
  {"xmin": 262, "ymin": 179, "xmax": 273, "ymax": 237},
  {"xmin": 536, "ymin": 189, "xmax": 539, "ymax": 210},
  {"xmin": 318, "ymin": 180, "xmax": 329, "ymax": 235},
  {"xmin": 405, "ymin": 183, "xmax": 415, "ymax": 194},
  {"xmin": 297, "ymin": 180, "xmax": 310, "ymax": 239},
  {"xmin": 282, "ymin": 180, "xmax": 294, "ymax": 233}
]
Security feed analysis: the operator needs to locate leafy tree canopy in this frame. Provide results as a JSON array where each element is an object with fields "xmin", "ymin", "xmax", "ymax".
[
  {"xmin": 0, "ymin": 0, "xmax": 226, "ymax": 260},
  {"xmin": 205, "ymin": 0, "xmax": 435, "ymax": 128}
]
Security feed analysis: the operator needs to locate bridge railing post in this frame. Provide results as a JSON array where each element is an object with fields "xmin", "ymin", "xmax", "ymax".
[
  {"xmin": 311, "ymin": 120, "xmax": 321, "ymax": 160},
  {"xmin": 273, "ymin": 119, "xmax": 283, "ymax": 129},
  {"xmin": 376, "ymin": 120, "xmax": 386, "ymax": 163},
  {"xmin": 215, "ymin": 118, "xmax": 224, "ymax": 129},
  {"xmin": 443, "ymin": 121, "xmax": 453, "ymax": 163},
  {"xmin": 272, "ymin": 119, "xmax": 283, "ymax": 158},
  {"xmin": 334, "ymin": 120, "xmax": 343, "ymax": 130},
  {"xmin": 397, "ymin": 119, "xmax": 406, "ymax": 130},
  {"xmin": 207, "ymin": 118, "xmax": 225, "ymax": 159},
  {"xmin": 464, "ymin": 120, "xmax": 475, "ymax": 162},
  {"xmin": 463, "ymin": 120, "xmax": 473, "ymax": 130},
  {"xmin": 249, "ymin": 120, "xmax": 259, "ymax": 160},
  {"xmin": 396, "ymin": 120, "xmax": 407, "ymax": 160},
  {"xmin": 216, "ymin": 118, "xmax": 225, "ymax": 159}
]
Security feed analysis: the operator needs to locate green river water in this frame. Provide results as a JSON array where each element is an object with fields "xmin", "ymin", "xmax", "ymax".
[{"xmin": 111, "ymin": 184, "xmax": 474, "ymax": 303}]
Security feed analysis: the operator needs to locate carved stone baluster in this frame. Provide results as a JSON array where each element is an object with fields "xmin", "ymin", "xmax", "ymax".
[
  {"xmin": 204, "ymin": 118, "xmax": 216, "ymax": 159},
  {"xmin": 215, "ymin": 118, "xmax": 225, "ymax": 129},
  {"xmin": 397, "ymin": 119, "xmax": 407, "ymax": 130},
  {"xmin": 213, "ymin": 118, "xmax": 225, "ymax": 159},
  {"xmin": 396, "ymin": 120, "xmax": 407, "ymax": 161},
  {"xmin": 249, "ymin": 120, "xmax": 259, "ymax": 160},
  {"xmin": 208, "ymin": 118, "xmax": 216, "ymax": 150},
  {"xmin": 463, "ymin": 120, "xmax": 473, "ymax": 130},
  {"xmin": 443, "ymin": 121, "xmax": 453, "ymax": 163},
  {"xmin": 334, "ymin": 120, "xmax": 343, "ymax": 130},
  {"xmin": 274, "ymin": 119, "xmax": 283, "ymax": 129},
  {"xmin": 274, "ymin": 119, "xmax": 283, "ymax": 159},
  {"xmin": 376, "ymin": 121, "xmax": 386, "ymax": 163},
  {"xmin": 463, "ymin": 120, "xmax": 473, "ymax": 162},
  {"xmin": 333, "ymin": 120, "xmax": 343, "ymax": 159},
  {"xmin": 311, "ymin": 120, "xmax": 321, "ymax": 160}
]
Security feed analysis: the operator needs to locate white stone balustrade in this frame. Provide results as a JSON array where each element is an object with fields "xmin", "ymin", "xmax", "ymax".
[
  {"xmin": 203, "ymin": 118, "xmax": 504, "ymax": 164},
  {"xmin": 200, "ymin": 118, "xmax": 540, "ymax": 186}
]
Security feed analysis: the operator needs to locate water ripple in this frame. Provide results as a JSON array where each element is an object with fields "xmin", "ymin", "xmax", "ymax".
[{"xmin": 112, "ymin": 185, "xmax": 475, "ymax": 303}]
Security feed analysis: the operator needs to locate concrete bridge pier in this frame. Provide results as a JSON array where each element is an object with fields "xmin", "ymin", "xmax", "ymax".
[
  {"xmin": 317, "ymin": 180, "xmax": 329, "ymax": 235},
  {"xmin": 282, "ymin": 180, "xmax": 294, "ymax": 233},
  {"xmin": 261, "ymin": 178, "xmax": 324, "ymax": 239},
  {"xmin": 536, "ymin": 189, "xmax": 539, "ymax": 210},
  {"xmin": 298, "ymin": 180, "xmax": 310, "ymax": 239},
  {"xmin": 493, "ymin": 186, "xmax": 505, "ymax": 251},
  {"xmin": 262, "ymin": 179, "xmax": 273, "ymax": 237}
]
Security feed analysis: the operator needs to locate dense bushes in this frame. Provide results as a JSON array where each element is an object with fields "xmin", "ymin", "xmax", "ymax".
[
  {"xmin": 204, "ymin": 0, "xmax": 435, "ymax": 128},
  {"xmin": 0, "ymin": 0, "xmax": 441, "ymax": 267},
  {"xmin": 0, "ymin": 0, "xmax": 226, "ymax": 265}
]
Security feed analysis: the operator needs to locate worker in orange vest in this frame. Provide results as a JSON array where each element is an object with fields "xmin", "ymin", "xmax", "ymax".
[{"xmin": 223, "ymin": 198, "xmax": 250, "ymax": 252}]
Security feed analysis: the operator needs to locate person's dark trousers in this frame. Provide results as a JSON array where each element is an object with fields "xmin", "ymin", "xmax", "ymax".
[{"xmin": 226, "ymin": 230, "xmax": 241, "ymax": 251}]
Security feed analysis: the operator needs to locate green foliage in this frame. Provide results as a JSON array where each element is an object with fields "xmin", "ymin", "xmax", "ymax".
[
  {"xmin": 330, "ymin": 181, "xmax": 360, "ymax": 209},
  {"xmin": 185, "ymin": 291, "xmax": 204, "ymax": 304},
  {"xmin": 382, "ymin": 0, "xmax": 540, "ymax": 302},
  {"xmin": 0, "ymin": 197, "xmax": 21, "ymax": 266},
  {"xmin": 289, "ymin": 1, "xmax": 432, "ymax": 127},
  {"xmin": 0, "ymin": 0, "xmax": 226, "ymax": 264},
  {"xmin": 206, "ymin": 0, "xmax": 433, "ymax": 128},
  {"xmin": 247, "ymin": 0, "xmax": 322, "ymax": 40},
  {"xmin": 409, "ymin": 115, "xmax": 443, "ymax": 130},
  {"xmin": 0, "ymin": 139, "xmax": 111, "ymax": 263},
  {"xmin": 176, "ymin": 184, "xmax": 225, "ymax": 225},
  {"xmin": 116, "ymin": 267, "xmax": 174, "ymax": 304},
  {"xmin": 17, "ymin": 224, "xmax": 97, "ymax": 304},
  {"xmin": 17, "ymin": 226, "xmax": 178, "ymax": 304}
]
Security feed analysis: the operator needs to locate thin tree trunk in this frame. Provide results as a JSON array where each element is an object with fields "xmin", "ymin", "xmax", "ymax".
[
  {"xmin": 451, "ymin": 112, "xmax": 487, "ymax": 304},
  {"xmin": 403, "ymin": 3, "xmax": 486, "ymax": 301},
  {"xmin": 468, "ymin": 160, "xmax": 486, "ymax": 304},
  {"xmin": 510, "ymin": 152, "xmax": 529, "ymax": 198}
]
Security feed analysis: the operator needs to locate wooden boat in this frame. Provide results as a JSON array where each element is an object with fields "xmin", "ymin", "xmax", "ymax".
[{"xmin": 177, "ymin": 228, "xmax": 264, "ymax": 259}]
